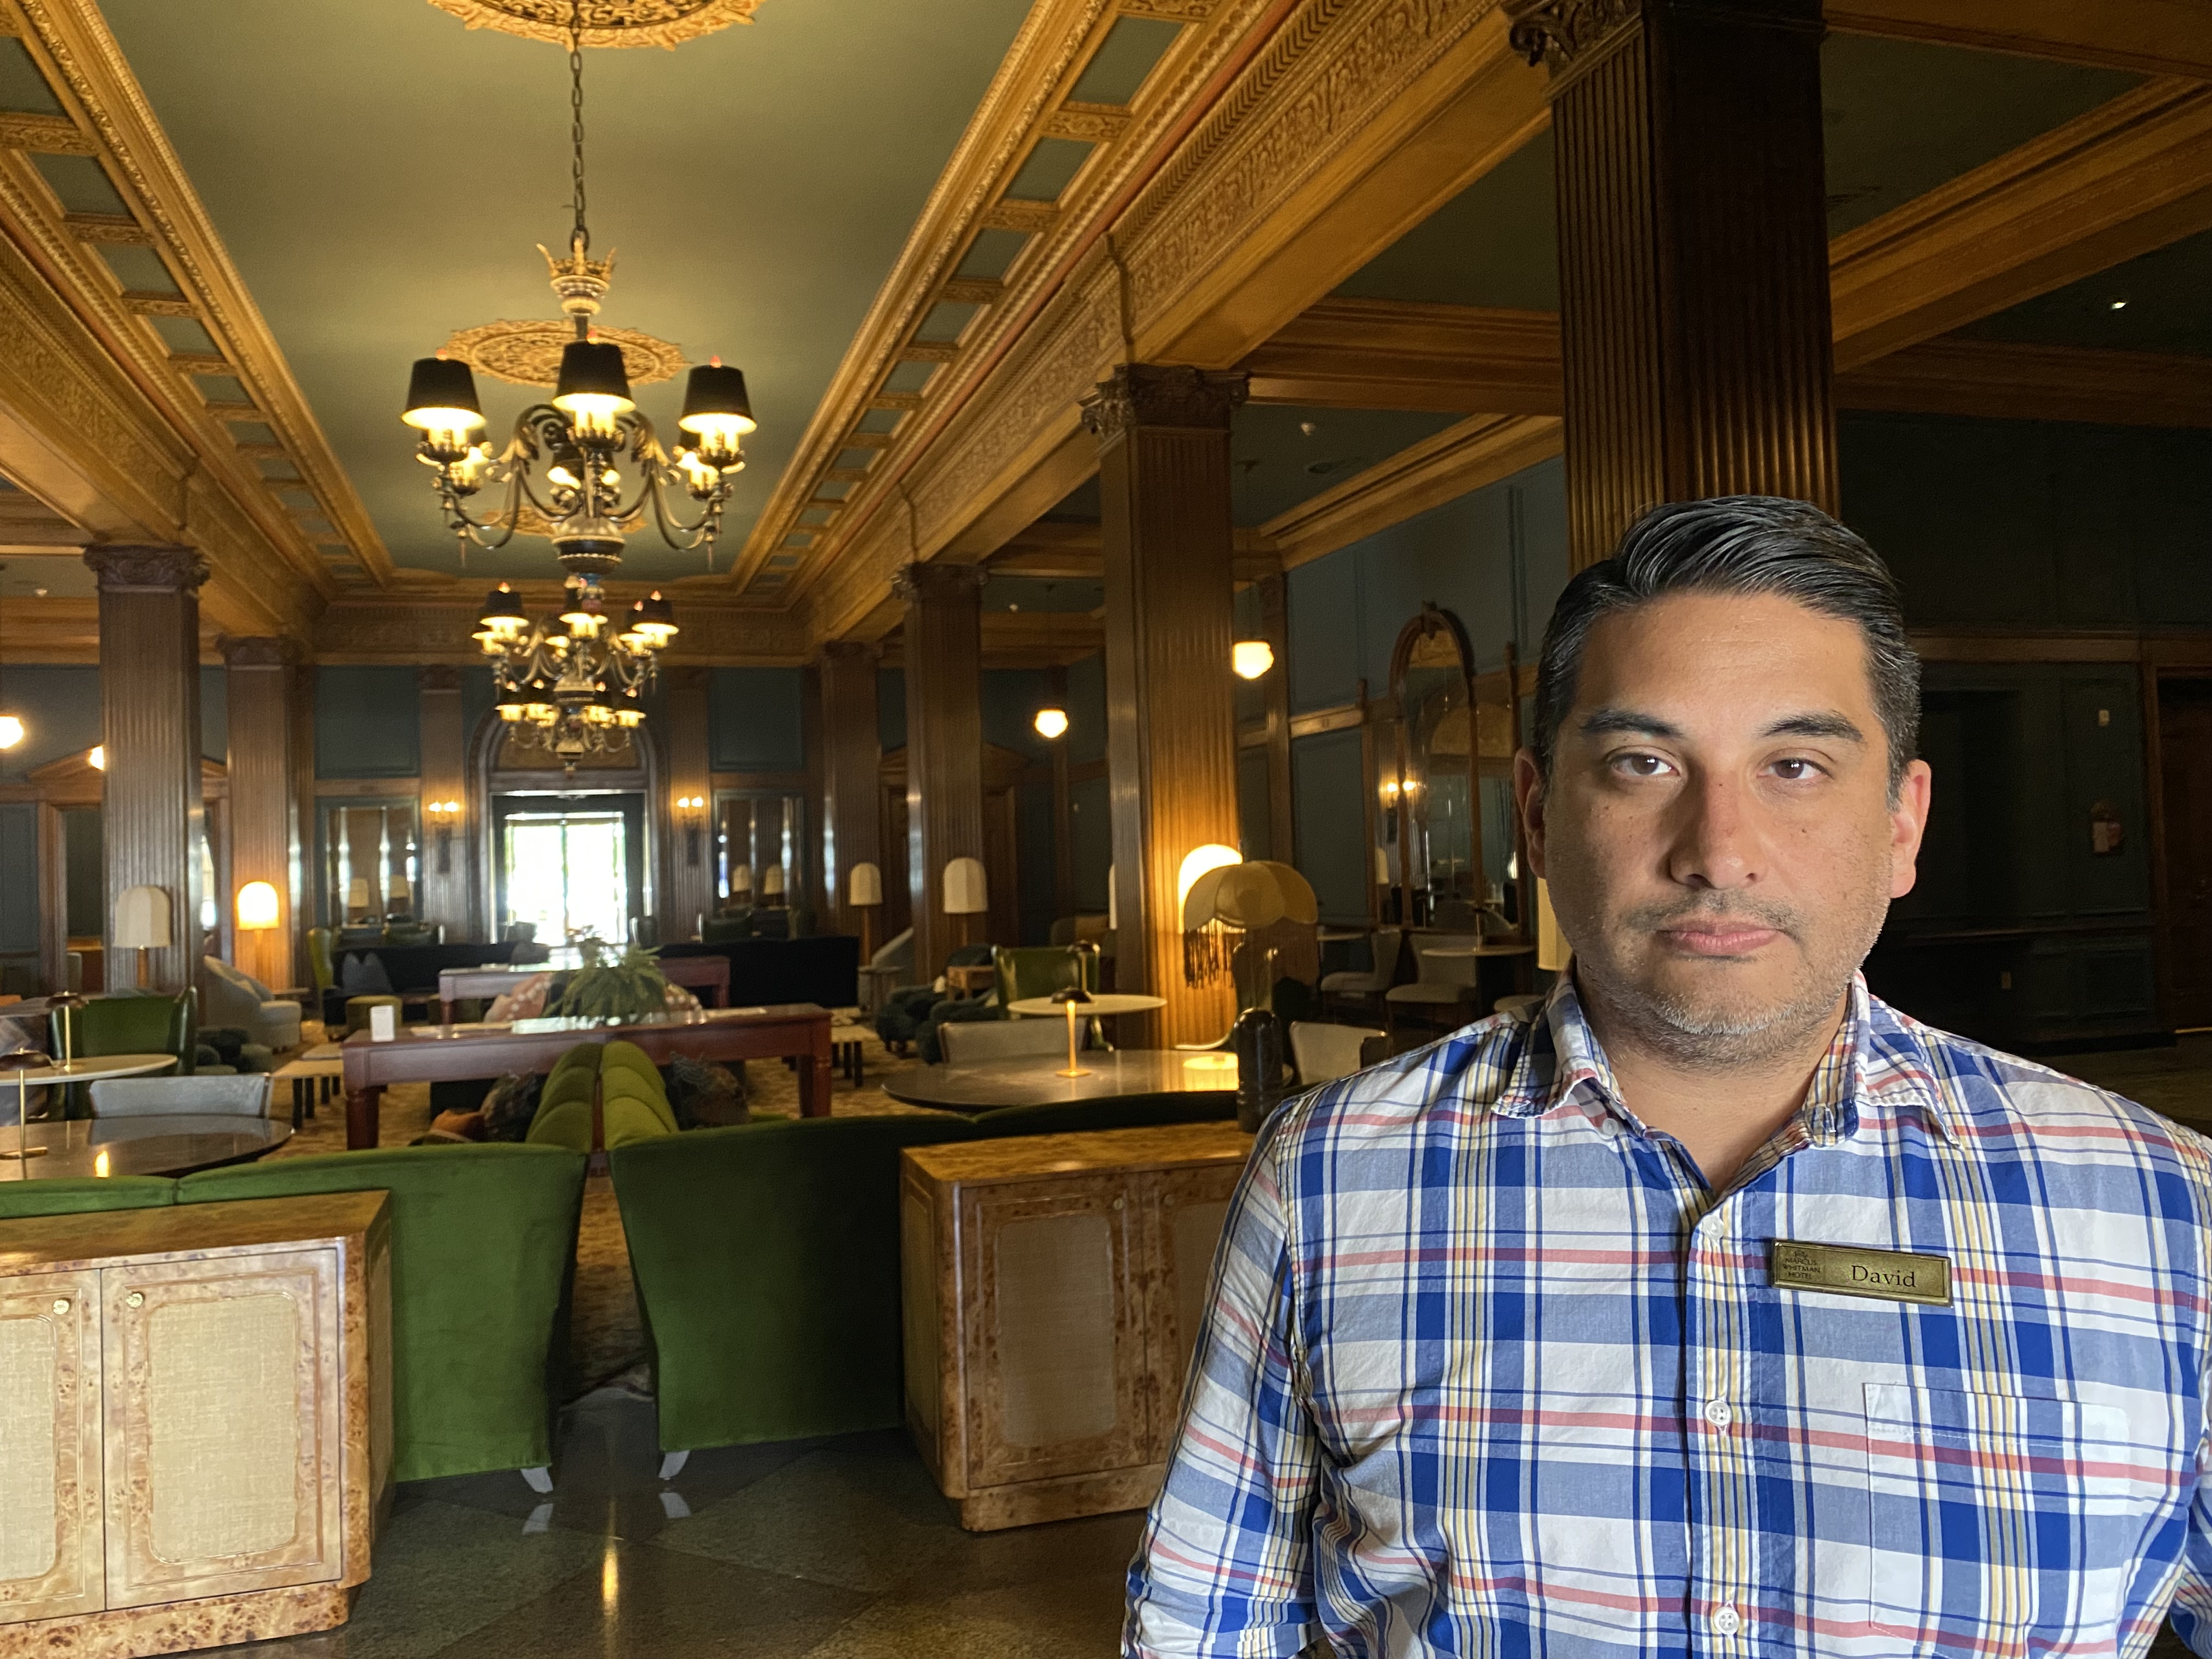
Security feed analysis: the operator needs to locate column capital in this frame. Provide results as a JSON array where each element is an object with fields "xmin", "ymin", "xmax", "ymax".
[
  {"xmin": 219, "ymin": 634, "xmax": 304, "ymax": 668},
  {"xmin": 1080, "ymin": 365, "xmax": 1247, "ymax": 444},
  {"xmin": 1505, "ymin": 0, "xmax": 1818, "ymax": 74},
  {"xmin": 84, "ymin": 544, "xmax": 210, "ymax": 593},
  {"xmin": 891, "ymin": 562, "xmax": 986, "ymax": 606}
]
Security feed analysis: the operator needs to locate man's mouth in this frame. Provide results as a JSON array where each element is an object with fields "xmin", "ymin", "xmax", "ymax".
[{"xmin": 1656, "ymin": 923, "xmax": 1783, "ymax": 957}]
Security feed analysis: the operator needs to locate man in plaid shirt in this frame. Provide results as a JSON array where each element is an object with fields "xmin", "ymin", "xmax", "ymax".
[{"xmin": 1126, "ymin": 497, "xmax": 2212, "ymax": 1657}]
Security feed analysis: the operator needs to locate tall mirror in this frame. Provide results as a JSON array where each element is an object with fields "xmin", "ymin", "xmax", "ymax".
[
  {"xmin": 1389, "ymin": 606, "xmax": 1481, "ymax": 929},
  {"xmin": 713, "ymin": 788, "xmax": 808, "ymax": 919},
  {"xmin": 321, "ymin": 800, "xmax": 420, "ymax": 936}
]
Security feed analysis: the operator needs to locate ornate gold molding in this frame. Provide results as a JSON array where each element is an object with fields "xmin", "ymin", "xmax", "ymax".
[
  {"xmin": 84, "ymin": 541, "xmax": 207, "ymax": 591},
  {"xmin": 1079, "ymin": 363, "xmax": 1247, "ymax": 439},
  {"xmin": 443, "ymin": 319, "xmax": 684, "ymax": 386},
  {"xmin": 423, "ymin": 0, "xmax": 764, "ymax": 49}
]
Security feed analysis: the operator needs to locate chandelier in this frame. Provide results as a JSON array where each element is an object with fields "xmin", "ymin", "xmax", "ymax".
[
  {"xmin": 400, "ymin": 0, "xmax": 754, "ymax": 574},
  {"xmin": 476, "ymin": 575, "xmax": 675, "ymax": 772}
]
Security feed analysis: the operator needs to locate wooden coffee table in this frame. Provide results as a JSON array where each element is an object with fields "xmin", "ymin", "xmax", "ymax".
[{"xmin": 341, "ymin": 1003, "xmax": 834, "ymax": 1148}]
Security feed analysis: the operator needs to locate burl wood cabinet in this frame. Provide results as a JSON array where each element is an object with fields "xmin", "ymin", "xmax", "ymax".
[
  {"xmin": 901, "ymin": 1122, "xmax": 1252, "ymax": 1531},
  {"xmin": 0, "ymin": 1194, "xmax": 391, "ymax": 1658}
]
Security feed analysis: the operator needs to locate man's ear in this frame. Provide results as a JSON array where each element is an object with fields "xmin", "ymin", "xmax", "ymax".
[{"xmin": 1513, "ymin": 748, "xmax": 1548, "ymax": 879}]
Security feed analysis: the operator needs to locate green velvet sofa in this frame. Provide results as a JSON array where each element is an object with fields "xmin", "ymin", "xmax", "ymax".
[
  {"xmin": 610, "ymin": 1092, "xmax": 1239, "ymax": 1458},
  {"xmin": 178, "ymin": 1142, "xmax": 588, "ymax": 1483},
  {"xmin": 610, "ymin": 1114, "xmax": 984, "ymax": 1454},
  {"xmin": 0, "ymin": 1175, "xmax": 178, "ymax": 1219}
]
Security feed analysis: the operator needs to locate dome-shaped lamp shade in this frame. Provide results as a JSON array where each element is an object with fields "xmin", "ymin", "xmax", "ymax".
[
  {"xmin": 402, "ymin": 356, "xmax": 485, "ymax": 433},
  {"xmin": 730, "ymin": 864, "xmax": 754, "ymax": 895},
  {"xmin": 943, "ymin": 856, "xmax": 989, "ymax": 916},
  {"xmin": 678, "ymin": 362, "xmax": 756, "ymax": 453},
  {"xmin": 848, "ymin": 861, "xmax": 883, "ymax": 907},
  {"xmin": 1032, "ymin": 705, "xmax": 1069, "ymax": 740},
  {"xmin": 0, "ymin": 714, "xmax": 22, "ymax": 750},
  {"xmin": 1177, "ymin": 843, "xmax": 1242, "ymax": 909},
  {"xmin": 235, "ymin": 881, "xmax": 280, "ymax": 930},
  {"xmin": 1232, "ymin": 639, "xmax": 1275, "ymax": 679},
  {"xmin": 761, "ymin": 866, "xmax": 787, "ymax": 898},
  {"xmin": 552, "ymin": 340, "xmax": 635, "ymax": 430},
  {"xmin": 113, "ymin": 884, "xmax": 171, "ymax": 950}
]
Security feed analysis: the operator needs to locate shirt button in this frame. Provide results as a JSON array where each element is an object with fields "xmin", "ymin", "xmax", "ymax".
[
  {"xmin": 1704, "ymin": 1399, "xmax": 1733, "ymax": 1429},
  {"xmin": 1712, "ymin": 1604, "xmax": 1742, "ymax": 1637}
]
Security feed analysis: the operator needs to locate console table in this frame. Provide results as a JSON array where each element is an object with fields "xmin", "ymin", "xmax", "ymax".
[
  {"xmin": 341, "ymin": 1005, "xmax": 834, "ymax": 1148},
  {"xmin": 0, "ymin": 1192, "xmax": 390, "ymax": 1655},
  {"xmin": 434, "ymin": 955, "xmax": 731, "ymax": 1023}
]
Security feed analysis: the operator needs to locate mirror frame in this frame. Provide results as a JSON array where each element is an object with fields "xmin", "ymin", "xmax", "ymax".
[{"xmin": 1384, "ymin": 605, "xmax": 1480, "ymax": 930}]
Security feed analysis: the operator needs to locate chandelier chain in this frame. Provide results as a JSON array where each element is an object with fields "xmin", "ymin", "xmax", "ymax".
[{"xmin": 568, "ymin": 0, "xmax": 589, "ymax": 254}]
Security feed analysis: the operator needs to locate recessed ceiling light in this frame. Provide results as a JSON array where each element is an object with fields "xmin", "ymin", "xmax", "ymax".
[{"xmin": 2111, "ymin": 299, "xmax": 2129, "ymax": 311}]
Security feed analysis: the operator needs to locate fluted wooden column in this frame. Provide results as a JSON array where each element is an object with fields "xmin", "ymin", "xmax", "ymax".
[
  {"xmin": 90, "ymin": 546, "xmax": 207, "ymax": 993},
  {"xmin": 820, "ymin": 641, "xmax": 882, "ymax": 939},
  {"xmin": 1509, "ymin": 0, "xmax": 1834, "ymax": 570},
  {"xmin": 223, "ymin": 636, "xmax": 303, "ymax": 987},
  {"xmin": 417, "ymin": 666, "xmax": 471, "ymax": 940},
  {"xmin": 662, "ymin": 669, "xmax": 714, "ymax": 942},
  {"xmin": 897, "ymin": 563, "xmax": 986, "ymax": 981},
  {"xmin": 1084, "ymin": 365, "xmax": 1245, "ymax": 1048},
  {"xmin": 1256, "ymin": 572, "xmax": 1295, "ymax": 862}
]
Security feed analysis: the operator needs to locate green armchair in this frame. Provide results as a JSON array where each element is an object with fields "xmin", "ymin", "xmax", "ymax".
[
  {"xmin": 50, "ymin": 990, "xmax": 193, "ymax": 1116},
  {"xmin": 178, "ymin": 1143, "xmax": 588, "ymax": 1483},
  {"xmin": 609, "ymin": 1114, "xmax": 981, "ymax": 1457},
  {"xmin": 994, "ymin": 944, "xmax": 1097, "ymax": 1008}
]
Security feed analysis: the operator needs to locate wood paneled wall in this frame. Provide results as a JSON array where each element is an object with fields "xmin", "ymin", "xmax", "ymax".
[
  {"xmin": 89, "ymin": 546, "xmax": 206, "ymax": 992},
  {"xmin": 820, "ymin": 641, "xmax": 883, "ymax": 940},
  {"xmin": 897, "ymin": 562, "xmax": 987, "ymax": 980},
  {"xmin": 1085, "ymin": 366, "xmax": 1245, "ymax": 1048},
  {"xmin": 1518, "ymin": 0, "xmax": 1836, "ymax": 569},
  {"xmin": 222, "ymin": 637, "xmax": 302, "ymax": 986},
  {"xmin": 415, "ymin": 667, "xmax": 470, "ymax": 941},
  {"xmin": 662, "ymin": 669, "xmax": 715, "ymax": 941}
]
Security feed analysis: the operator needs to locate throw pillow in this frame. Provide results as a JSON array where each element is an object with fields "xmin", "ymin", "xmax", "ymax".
[{"xmin": 338, "ymin": 953, "xmax": 394, "ymax": 995}]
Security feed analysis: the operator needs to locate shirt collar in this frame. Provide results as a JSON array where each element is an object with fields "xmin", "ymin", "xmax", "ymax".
[{"xmin": 1494, "ymin": 970, "xmax": 1954, "ymax": 1147}]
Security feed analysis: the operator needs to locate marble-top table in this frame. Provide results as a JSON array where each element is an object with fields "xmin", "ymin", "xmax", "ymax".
[{"xmin": 0, "ymin": 1113, "xmax": 292, "ymax": 1180}]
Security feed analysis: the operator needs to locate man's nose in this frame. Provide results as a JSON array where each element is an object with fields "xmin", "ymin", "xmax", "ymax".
[{"xmin": 1667, "ymin": 771, "xmax": 1761, "ymax": 891}]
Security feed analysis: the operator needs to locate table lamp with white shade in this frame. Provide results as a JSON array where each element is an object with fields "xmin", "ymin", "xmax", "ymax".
[
  {"xmin": 730, "ymin": 864, "xmax": 754, "ymax": 909},
  {"xmin": 849, "ymin": 861, "xmax": 883, "ymax": 958},
  {"xmin": 236, "ymin": 879, "xmax": 280, "ymax": 984},
  {"xmin": 113, "ymin": 884, "xmax": 171, "ymax": 989},
  {"xmin": 346, "ymin": 877, "xmax": 371, "ymax": 923},
  {"xmin": 943, "ymin": 856, "xmax": 988, "ymax": 950},
  {"xmin": 760, "ymin": 865, "xmax": 787, "ymax": 908}
]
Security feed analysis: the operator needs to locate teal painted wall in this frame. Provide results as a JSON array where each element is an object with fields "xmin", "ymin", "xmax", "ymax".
[
  {"xmin": 316, "ymin": 667, "xmax": 421, "ymax": 779},
  {"xmin": 877, "ymin": 667, "xmax": 905, "ymax": 752},
  {"xmin": 0, "ymin": 801, "xmax": 35, "ymax": 992},
  {"xmin": 708, "ymin": 668, "xmax": 805, "ymax": 773}
]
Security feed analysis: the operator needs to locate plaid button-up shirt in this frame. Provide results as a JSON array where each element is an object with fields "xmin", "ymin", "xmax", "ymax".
[{"xmin": 1125, "ymin": 977, "xmax": 2212, "ymax": 1657}]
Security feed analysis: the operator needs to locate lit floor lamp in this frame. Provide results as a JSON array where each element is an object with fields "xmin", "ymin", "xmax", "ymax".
[
  {"xmin": 944, "ymin": 857, "xmax": 989, "ymax": 953},
  {"xmin": 113, "ymin": 884, "xmax": 171, "ymax": 990},
  {"xmin": 849, "ymin": 861, "xmax": 883, "ymax": 961},
  {"xmin": 236, "ymin": 881, "xmax": 280, "ymax": 985}
]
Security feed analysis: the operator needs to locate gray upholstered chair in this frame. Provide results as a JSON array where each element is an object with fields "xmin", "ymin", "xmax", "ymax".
[
  {"xmin": 939, "ymin": 1017, "xmax": 1088, "ymax": 1067},
  {"xmin": 200, "ymin": 956, "xmax": 302, "ymax": 1051},
  {"xmin": 90, "ymin": 1074, "xmax": 273, "ymax": 1118},
  {"xmin": 1320, "ymin": 928, "xmax": 1404, "ymax": 1017}
]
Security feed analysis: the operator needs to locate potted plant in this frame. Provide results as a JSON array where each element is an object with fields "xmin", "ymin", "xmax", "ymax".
[{"xmin": 548, "ymin": 936, "xmax": 676, "ymax": 1022}]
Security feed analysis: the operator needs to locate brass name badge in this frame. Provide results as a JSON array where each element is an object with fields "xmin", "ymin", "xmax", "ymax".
[{"xmin": 1770, "ymin": 1240, "xmax": 1951, "ymax": 1306}]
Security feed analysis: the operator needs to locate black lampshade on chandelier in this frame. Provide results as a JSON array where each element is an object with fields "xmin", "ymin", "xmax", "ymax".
[{"xmin": 404, "ymin": 0, "xmax": 755, "ymax": 771}]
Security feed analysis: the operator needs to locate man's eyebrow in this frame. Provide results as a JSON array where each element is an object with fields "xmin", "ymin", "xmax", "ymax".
[
  {"xmin": 1576, "ymin": 707, "xmax": 1682, "ymax": 742},
  {"xmin": 1765, "ymin": 712, "xmax": 1864, "ymax": 744}
]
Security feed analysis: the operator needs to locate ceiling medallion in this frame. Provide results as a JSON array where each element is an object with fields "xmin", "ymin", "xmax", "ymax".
[
  {"xmin": 444, "ymin": 318, "xmax": 684, "ymax": 387},
  {"xmin": 424, "ymin": 0, "xmax": 764, "ymax": 49}
]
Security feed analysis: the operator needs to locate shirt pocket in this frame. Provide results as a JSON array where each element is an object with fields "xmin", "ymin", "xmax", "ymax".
[{"xmin": 1863, "ymin": 1383, "xmax": 2135, "ymax": 1647}]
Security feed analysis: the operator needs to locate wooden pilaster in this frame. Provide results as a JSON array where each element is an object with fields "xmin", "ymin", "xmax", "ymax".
[
  {"xmin": 663, "ymin": 669, "xmax": 714, "ymax": 943},
  {"xmin": 416, "ymin": 665, "xmax": 470, "ymax": 942},
  {"xmin": 1256, "ymin": 572, "xmax": 1295, "ymax": 865},
  {"xmin": 896, "ymin": 562, "xmax": 987, "ymax": 981},
  {"xmin": 89, "ymin": 545, "xmax": 206, "ymax": 994},
  {"xmin": 1084, "ymin": 365, "xmax": 1246, "ymax": 1049},
  {"xmin": 222, "ymin": 635, "xmax": 303, "ymax": 986},
  {"xmin": 1509, "ymin": 0, "xmax": 1836, "ymax": 569},
  {"xmin": 820, "ymin": 641, "xmax": 882, "ymax": 939}
]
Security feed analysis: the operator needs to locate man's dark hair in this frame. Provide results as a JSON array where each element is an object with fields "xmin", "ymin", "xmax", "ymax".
[{"xmin": 1533, "ymin": 496, "xmax": 1920, "ymax": 791}]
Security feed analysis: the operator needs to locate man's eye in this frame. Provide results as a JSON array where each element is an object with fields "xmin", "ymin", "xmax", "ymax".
[
  {"xmin": 1613, "ymin": 753, "xmax": 1672, "ymax": 778},
  {"xmin": 1771, "ymin": 758, "xmax": 1821, "ymax": 781}
]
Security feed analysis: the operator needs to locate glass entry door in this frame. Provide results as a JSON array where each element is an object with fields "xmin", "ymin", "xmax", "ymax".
[{"xmin": 492, "ymin": 793, "xmax": 646, "ymax": 947}]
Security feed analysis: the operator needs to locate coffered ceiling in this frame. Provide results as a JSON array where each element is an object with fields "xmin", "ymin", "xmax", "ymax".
[{"xmin": 97, "ymin": 0, "xmax": 1035, "ymax": 589}]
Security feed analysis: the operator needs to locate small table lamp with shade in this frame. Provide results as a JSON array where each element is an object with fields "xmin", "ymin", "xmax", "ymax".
[
  {"xmin": 760, "ymin": 865, "xmax": 787, "ymax": 909},
  {"xmin": 848, "ymin": 861, "xmax": 883, "ymax": 959},
  {"xmin": 113, "ymin": 884, "xmax": 171, "ymax": 989},
  {"xmin": 943, "ymin": 856, "xmax": 988, "ymax": 952}
]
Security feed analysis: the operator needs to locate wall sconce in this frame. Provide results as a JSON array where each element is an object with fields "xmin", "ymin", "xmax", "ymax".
[
  {"xmin": 87, "ymin": 744, "xmax": 105, "ymax": 771},
  {"xmin": 424, "ymin": 798, "xmax": 462, "ymax": 874},
  {"xmin": 1231, "ymin": 640, "xmax": 1274, "ymax": 680},
  {"xmin": 674, "ymin": 793, "xmax": 707, "ymax": 866},
  {"xmin": 1032, "ymin": 704, "xmax": 1069, "ymax": 740}
]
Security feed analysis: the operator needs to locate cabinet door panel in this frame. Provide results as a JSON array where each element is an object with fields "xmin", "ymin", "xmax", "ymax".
[
  {"xmin": 0, "ymin": 1270, "xmax": 103, "ymax": 1624},
  {"xmin": 102, "ymin": 1249, "xmax": 341, "ymax": 1607},
  {"xmin": 965, "ymin": 1177, "xmax": 1149, "ymax": 1487},
  {"xmin": 1139, "ymin": 1166, "xmax": 1240, "ymax": 1460}
]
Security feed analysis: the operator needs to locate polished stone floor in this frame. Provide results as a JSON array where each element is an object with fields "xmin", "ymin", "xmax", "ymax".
[{"xmin": 246, "ymin": 1389, "xmax": 1143, "ymax": 1659}]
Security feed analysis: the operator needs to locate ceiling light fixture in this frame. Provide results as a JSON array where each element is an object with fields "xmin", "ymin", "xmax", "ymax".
[
  {"xmin": 1032, "ymin": 582, "xmax": 1069, "ymax": 740},
  {"xmin": 1232, "ymin": 638, "xmax": 1274, "ymax": 679},
  {"xmin": 401, "ymin": 0, "xmax": 753, "ymax": 580},
  {"xmin": 2110, "ymin": 299, "xmax": 2129, "ymax": 311},
  {"xmin": 479, "ymin": 576, "xmax": 668, "ymax": 775}
]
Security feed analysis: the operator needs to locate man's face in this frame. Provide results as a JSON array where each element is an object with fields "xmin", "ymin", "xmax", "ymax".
[{"xmin": 1514, "ymin": 591, "xmax": 1932, "ymax": 1066}]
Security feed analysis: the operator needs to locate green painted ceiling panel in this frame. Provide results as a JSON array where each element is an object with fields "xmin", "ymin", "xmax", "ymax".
[
  {"xmin": 0, "ymin": 38, "xmax": 61, "ymax": 116},
  {"xmin": 1957, "ymin": 227, "xmax": 2212, "ymax": 356},
  {"xmin": 1231, "ymin": 405, "xmax": 1459, "ymax": 528},
  {"xmin": 915, "ymin": 300, "xmax": 980, "ymax": 342},
  {"xmin": 31, "ymin": 154, "xmax": 127, "ymax": 216},
  {"xmin": 97, "ymin": 244, "xmax": 176, "ymax": 295},
  {"xmin": 149, "ymin": 315, "xmax": 219, "ymax": 356},
  {"xmin": 956, "ymin": 227, "xmax": 1029, "ymax": 281},
  {"xmin": 1334, "ymin": 130, "xmax": 1557, "ymax": 309},
  {"xmin": 1069, "ymin": 16, "xmax": 1181, "ymax": 106},
  {"xmin": 99, "ymin": 0, "xmax": 1035, "ymax": 584},
  {"xmin": 881, "ymin": 360, "xmax": 935, "ymax": 394},
  {"xmin": 1006, "ymin": 136, "xmax": 1093, "ymax": 202}
]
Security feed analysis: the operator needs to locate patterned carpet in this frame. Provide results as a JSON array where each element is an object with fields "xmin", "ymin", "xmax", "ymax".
[{"xmin": 273, "ymin": 1018, "xmax": 946, "ymax": 1398}]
